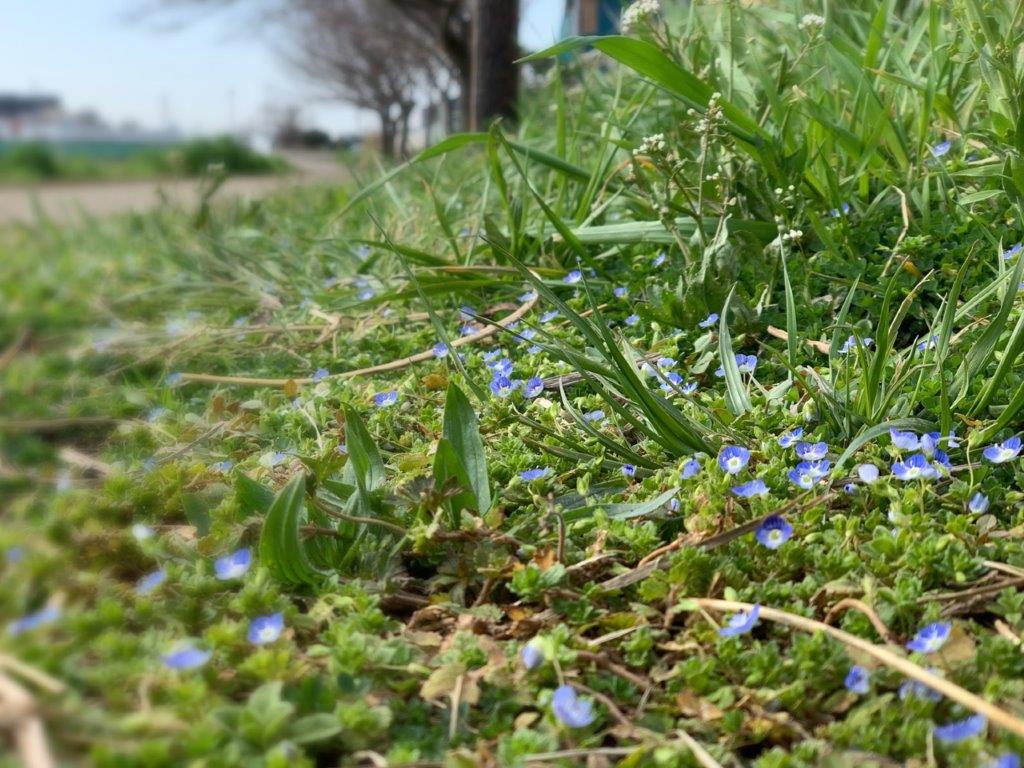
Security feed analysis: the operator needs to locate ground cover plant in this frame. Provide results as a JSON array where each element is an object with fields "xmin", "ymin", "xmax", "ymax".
[{"xmin": 3, "ymin": 0, "xmax": 1024, "ymax": 765}]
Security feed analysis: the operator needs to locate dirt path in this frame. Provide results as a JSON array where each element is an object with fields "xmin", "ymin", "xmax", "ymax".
[{"xmin": 0, "ymin": 150, "xmax": 348, "ymax": 226}]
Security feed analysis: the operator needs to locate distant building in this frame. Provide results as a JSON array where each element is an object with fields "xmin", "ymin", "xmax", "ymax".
[
  {"xmin": 0, "ymin": 93, "xmax": 181, "ymax": 157},
  {"xmin": 564, "ymin": 0, "xmax": 622, "ymax": 36}
]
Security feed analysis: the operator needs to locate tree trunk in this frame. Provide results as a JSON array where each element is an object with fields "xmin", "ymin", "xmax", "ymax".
[
  {"xmin": 398, "ymin": 103, "xmax": 414, "ymax": 157},
  {"xmin": 378, "ymin": 111, "xmax": 397, "ymax": 159},
  {"xmin": 469, "ymin": 0, "xmax": 519, "ymax": 130}
]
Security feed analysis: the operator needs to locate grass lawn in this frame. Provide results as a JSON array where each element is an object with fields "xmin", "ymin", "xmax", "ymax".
[{"xmin": 2, "ymin": 1, "xmax": 1024, "ymax": 766}]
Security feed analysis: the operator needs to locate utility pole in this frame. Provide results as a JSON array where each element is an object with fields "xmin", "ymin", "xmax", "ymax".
[{"xmin": 469, "ymin": 0, "xmax": 519, "ymax": 130}]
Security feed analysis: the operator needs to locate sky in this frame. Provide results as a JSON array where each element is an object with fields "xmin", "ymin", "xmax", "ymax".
[{"xmin": 0, "ymin": 1, "xmax": 566, "ymax": 138}]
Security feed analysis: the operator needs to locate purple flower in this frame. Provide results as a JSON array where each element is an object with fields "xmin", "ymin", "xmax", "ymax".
[
  {"xmin": 698, "ymin": 313, "xmax": 719, "ymax": 329},
  {"xmin": 551, "ymin": 684, "xmax": 596, "ymax": 728},
  {"xmin": 669, "ymin": 498, "xmax": 681, "ymax": 512},
  {"xmin": 523, "ymin": 377, "xmax": 544, "ymax": 398},
  {"xmin": 248, "ymin": 613, "xmax": 284, "ymax": 645},
  {"xmin": 583, "ymin": 409, "xmax": 605, "ymax": 422},
  {"xmin": 906, "ymin": 622, "xmax": 951, "ymax": 653},
  {"xmin": 432, "ymin": 342, "xmax": 450, "ymax": 358},
  {"xmin": 933, "ymin": 714, "xmax": 986, "ymax": 743},
  {"xmin": 613, "ymin": 286, "xmax": 627, "ymax": 299},
  {"xmin": 1003, "ymin": 243, "xmax": 1023, "ymax": 261},
  {"xmin": 736, "ymin": 354, "xmax": 758, "ymax": 374},
  {"xmin": 968, "ymin": 492, "xmax": 990, "ymax": 514},
  {"xmin": 520, "ymin": 641, "xmax": 543, "ymax": 670},
  {"xmin": 795, "ymin": 441, "xmax": 828, "ymax": 460},
  {"xmin": 563, "ymin": 270, "xmax": 582, "ymax": 285},
  {"xmin": 520, "ymin": 468, "xmax": 550, "ymax": 482},
  {"xmin": 891, "ymin": 453, "xmax": 939, "ymax": 481},
  {"xmin": 857, "ymin": 463, "xmax": 880, "ymax": 484},
  {"xmin": 621, "ymin": 464, "xmax": 636, "ymax": 478},
  {"xmin": 990, "ymin": 755, "xmax": 1021, "ymax": 768},
  {"xmin": 163, "ymin": 646, "xmax": 211, "ymax": 670},
  {"xmin": 460, "ymin": 323, "xmax": 477, "ymax": 336},
  {"xmin": 778, "ymin": 428, "xmax": 803, "ymax": 448},
  {"xmin": 489, "ymin": 375, "xmax": 521, "ymax": 398},
  {"xmin": 214, "ymin": 548, "xmax": 252, "ymax": 581},
  {"xmin": 718, "ymin": 445, "xmax": 750, "ymax": 475},
  {"xmin": 657, "ymin": 357, "xmax": 676, "ymax": 368},
  {"xmin": 719, "ymin": 604, "xmax": 760, "ymax": 637},
  {"xmin": 732, "ymin": 479, "xmax": 768, "ymax": 498},
  {"xmin": 984, "ymin": 436, "xmax": 1022, "ymax": 464},
  {"xmin": 844, "ymin": 665, "xmax": 870, "ymax": 694},
  {"xmin": 487, "ymin": 357, "xmax": 514, "ymax": 377},
  {"xmin": 136, "ymin": 569, "xmax": 167, "ymax": 595},
  {"xmin": 889, "ymin": 428, "xmax": 920, "ymax": 450},
  {"xmin": 680, "ymin": 458, "xmax": 701, "ymax": 480},
  {"xmin": 7, "ymin": 606, "xmax": 60, "ymax": 636},
  {"xmin": 788, "ymin": 460, "xmax": 830, "ymax": 490},
  {"xmin": 624, "ymin": 314, "xmax": 640, "ymax": 327},
  {"xmin": 931, "ymin": 140, "xmax": 952, "ymax": 158},
  {"xmin": 311, "ymin": 368, "xmax": 329, "ymax": 382},
  {"xmin": 540, "ymin": 310, "xmax": 560, "ymax": 323},
  {"xmin": 652, "ymin": 252, "xmax": 667, "ymax": 267},
  {"xmin": 659, "ymin": 371, "xmax": 683, "ymax": 393},
  {"xmin": 755, "ymin": 515, "xmax": 792, "ymax": 549},
  {"xmin": 374, "ymin": 390, "xmax": 398, "ymax": 408}
]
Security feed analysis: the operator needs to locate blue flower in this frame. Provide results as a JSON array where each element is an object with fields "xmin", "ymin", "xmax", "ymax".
[
  {"xmin": 732, "ymin": 479, "xmax": 768, "ymax": 498},
  {"xmin": 857, "ymin": 463, "xmax": 880, "ymax": 484},
  {"xmin": 931, "ymin": 140, "xmax": 952, "ymax": 158},
  {"xmin": 136, "ymin": 569, "xmax": 167, "ymax": 595},
  {"xmin": 906, "ymin": 621, "xmax": 951, "ymax": 653},
  {"xmin": 489, "ymin": 375, "xmax": 521, "ymax": 398},
  {"xmin": 698, "ymin": 313, "xmax": 719, "ymax": 329},
  {"xmin": 719, "ymin": 604, "xmax": 760, "ymax": 637},
  {"xmin": 460, "ymin": 323, "xmax": 477, "ymax": 336},
  {"xmin": 736, "ymin": 354, "xmax": 758, "ymax": 374},
  {"xmin": 523, "ymin": 377, "xmax": 544, "ymax": 398},
  {"xmin": 898, "ymin": 669, "xmax": 943, "ymax": 701},
  {"xmin": 755, "ymin": 515, "xmax": 792, "ymax": 549},
  {"xmin": 432, "ymin": 342, "xmax": 450, "ymax": 358},
  {"xmin": 946, "ymin": 430, "xmax": 961, "ymax": 449},
  {"xmin": 132, "ymin": 523, "xmax": 155, "ymax": 541},
  {"xmin": 916, "ymin": 335, "xmax": 938, "ymax": 352},
  {"xmin": 520, "ymin": 468, "xmax": 550, "ymax": 482},
  {"xmin": 551, "ymin": 684, "xmax": 596, "ymax": 728},
  {"xmin": 680, "ymin": 458, "xmax": 701, "ymax": 480},
  {"xmin": 990, "ymin": 754, "xmax": 1021, "ymax": 768},
  {"xmin": 487, "ymin": 357, "xmax": 514, "ymax": 377},
  {"xmin": 166, "ymin": 372, "xmax": 182, "ymax": 386},
  {"xmin": 795, "ymin": 441, "xmax": 828, "ymax": 460},
  {"xmin": 540, "ymin": 310, "xmax": 560, "ymax": 323},
  {"xmin": 844, "ymin": 665, "xmax": 870, "ymax": 694},
  {"xmin": 659, "ymin": 371, "xmax": 684, "ymax": 393},
  {"xmin": 843, "ymin": 482, "xmax": 856, "ymax": 494},
  {"xmin": 680, "ymin": 381, "xmax": 697, "ymax": 395},
  {"xmin": 459, "ymin": 305, "xmax": 477, "ymax": 321},
  {"xmin": 1003, "ymin": 243, "xmax": 1023, "ymax": 261},
  {"xmin": 519, "ymin": 289, "xmax": 538, "ymax": 302},
  {"xmin": 657, "ymin": 356, "xmax": 676, "ymax": 368},
  {"xmin": 211, "ymin": 460, "xmax": 234, "ymax": 474},
  {"xmin": 214, "ymin": 548, "xmax": 252, "ymax": 581},
  {"xmin": 520, "ymin": 641, "xmax": 543, "ymax": 670},
  {"xmin": 374, "ymin": 390, "xmax": 398, "ymax": 408},
  {"xmin": 652, "ymin": 252, "xmax": 667, "ymax": 267},
  {"xmin": 984, "ymin": 436, "xmax": 1022, "ymax": 464},
  {"xmin": 563, "ymin": 270, "xmax": 582, "ymax": 285},
  {"xmin": 624, "ymin": 314, "xmax": 640, "ymax": 327},
  {"xmin": 613, "ymin": 286, "xmax": 627, "ymax": 298},
  {"xmin": 889, "ymin": 428, "xmax": 920, "ymax": 450},
  {"xmin": 778, "ymin": 428, "xmax": 804, "ymax": 448},
  {"xmin": 163, "ymin": 646, "xmax": 211, "ymax": 670},
  {"xmin": 891, "ymin": 454, "xmax": 939, "ymax": 481},
  {"xmin": 787, "ymin": 460, "xmax": 830, "ymax": 489},
  {"xmin": 933, "ymin": 714, "xmax": 986, "ymax": 743},
  {"xmin": 311, "ymin": 368, "xmax": 329, "ymax": 382},
  {"xmin": 248, "ymin": 613, "xmax": 284, "ymax": 645},
  {"xmin": 669, "ymin": 498, "xmax": 680, "ymax": 512},
  {"xmin": 357, "ymin": 287, "xmax": 376, "ymax": 301},
  {"xmin": 583, "ymin": 410, "xmax": 605, "ymax": 422},
  {"xmin": 918, "ymin": 431, "xmax": 942, "ymax": 457},
  {"xmin": 7, "ymin": 606, "xmax": 60, "ymax": 636},
  {"xmin": 5, "ymin": 546, "xmax": 24, "ymax": 564},
  {"xmin": 829, "ymin": 202, "xmax": 851, "ymax": 217},
  {"xmin": 968, "ymin": 492, "xmax": 990, "ymax": 514},
  {"xmin": 838, "ymin": 335, "xmax": 873, "ymax": 354},
  {"xmin": 620, "ymin": 464, "xmax": 637, "ymax": 478},
  {"xmin": 718, "ymin": 446, "xmax": 750, "ymax": 474},
  {"xmin": 515, "ymin": 328, "xmax": 537, "ymax": 343}
]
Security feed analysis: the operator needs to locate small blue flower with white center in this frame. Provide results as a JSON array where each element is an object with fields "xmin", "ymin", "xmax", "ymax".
[
  {"xmin": 214, "ymin": 548, "xmax": 251, "ymax": 581},
  {"xmin": 698, "ymin": 313, "xmax": 719, "ymax": 329},
  {"xmin": 736, "ymin": 354, "xmax": 758, "ymax": 374},
  {"xmin": 946, "ymin": 430, "xmax": 961, "ymax": 449},
  {"xmin": 520, "ymin": 468, "xmax": 550, "ymax": 482},
  {"xmin": 519, "ymin": 289, "xmax": 538, "ymax": 302},
  {"xmin": 7, "ymin": 606, "xmax": 60, "ymax": 636},
  {"xmin": 624, "ymin": 314, "xmax": 640, "ymax": 326},
  {"xmin": 267, "ymin": 451, "xmax": 287, "ymax": 467},
  {"xmin": 857, "ymin": 463, "xmax": 880, "ymax": 484},
  {"xmin": 613, "ymin": 286, "xmax": 627, "ymax": 298},
  {"xmin": 583, "ymin": 410, "xmax": 605, "ymax": 422},
  {"xmin": 432, "ymin": 342, "xmax": 450, "ymax": 358},
  {"xmin": 527, "ymin": 344, "xmax": 542, "ymax": 354},
  {"xmin": 163, "ymin": 646, "xmax": 211, "ymax": 671},
  {"xmin": 844, "ymin": 665, "xmax": 870, "ymax": 694},
  {"xmin": 843, "ymin": 482, "xmax": 856, "ymax": 494},
  {"xmin": 248, "ymin": 613, "xmax": 284, "ymax": 645},
  {"xmin": 838, "ymin": 335, "xmax": 873, "ymax": 354},
  {"xmin": 136, "ymin": 569, "xmax": 166, "ymax": 595},
  {"xmin": 311, "ymin": 368, "xmax": 329, "ymax": 382},
  {"xmin": 515, "ymin": 328, "xmax": 537, "ymax": 343},
  {"xmin": 969, "ymin": 492, "xmax": 990, "ymax": 514},
  {"xmin": 488, "ymin": 357, "xmax": 514, "ymax": 377},
  {"xmin": 788, "ymin": 460, "xmax": 830, "ymax": 490},
  {"xmin": 668, "ymin": 498, "xmax": 680, "ymax": 512},
  {"xmin": 990, "ymin": 754, "xmax": 1021, "ymax": 768},
  {"xmin": 906, "ymin": 621, "xmax": 951, "ymax": 653},
  {"xmin": 5, "ymin": 547, "xmax": 23, "ymax": 564},
  {"xmin": 652, "ymin": 252, "xmax": 667, "ymax": 267},
  {"xmin": 483, "ymin": 349, "xmax": 501, "ymax": 362},
  {"xmin": 520, "ymin": 640, "xmax": 543, "ymax": 670},
  {"xmin": 755, "ymin": 515, "xmax": 792, "ymax": 549},
  {"xmin": 933, "ymin": 714, "xmax": 986, "ymax": 743},
  {"xmin": 1003, "ymin": 243, "xmax": 1023, "ymax": 261},
  {"xmin": 659, "ymin": 371, "xmax": 683, "ymax": 393},
  {"xmin": 211, "ymin": 460, "xmax": 234, "ymax": 474},
  {"xmin": 458, "ymin": 305, "xmax": 476, "ymax": 321},
  {"xmin": 778, "ymin": 428, "xmax": 803, "ymax": 448},
  {"xmin": 889, "ymin": 428, "xmax": 919, "ymax": 451},
  {"xmin": 132, "ymin": 523, "xmax": 155, "ymax": 541},
  {"xmin": 718, "ymin": 445, "xmax": 750, "ymax": 474},
  {"xmin": 540, "ymin": 310, "xmax": 559, "ymax": 323},
  {"xmin": 657, "ymin": 356, "xmax": 676, "ymax": 368},
  {"xmin": 898, "ymin": 667, "xmax": 943, "ymax": 701},
  {"xmin": 489, "ymin": 375, "xmax": 521, "ymax": 398},
  {"xmin": 931, "ymin": 140, "xmax": 952, "ymax": 158},
  {"xmin": 732, "ymin": 479, "xmax": 768, "ymax": 498},
  {"xmin": 357, "ymin": 287, "xmax": 376, "ymax": 301},
  {"xmin": 563, "ymin": 270, "xmax": 582, "ymax": 285},
  {"xmin": 719, "ymin": 604, "xmax": 760, "ymax": 637},
  {"xmin": 984, "ymin": 436, "xmax": 1022, "ymax": 464},
  {"xmin": 621, "ymin": 464, "xmax": 636, "ymax": 478},
  {"xmin": 680, "ymin": 458, "xmax": 701, "ymax": 480},
  {"xmin": 680, "ymin": 381, "xmax": 697, "ymax": 395},
  {"xmin": 166, "ymin": 372, "xmax": 182, "ymax": 386},
  {"xmin": 829, "ymin": 202, "xmax": 851, "ymax": 217},
  {"xmin": 551, "ymin": 684, "xmax": 596, "ymax": 728},
  {"xmin": 795, "ymin": 441, "xmax": 828, "ymax": 461},
  {"xmin": 523, "ymin": 377, "xmax": 544, "ymax": 398},
  {"xmin": 916, "ymin": 335, "xmax": 938, "ymax": 352},
  {"xmin": 891, "ymin": 454, "xmax": 938, "ymax": 481},
  {"xmin": 374, "ymin": 390, "xmax": 398, "ymax": 408}
]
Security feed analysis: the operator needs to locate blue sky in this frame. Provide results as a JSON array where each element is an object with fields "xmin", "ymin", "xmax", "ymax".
[{"xmin": 0, "ymin": 0, "xmax": 566, "ymax": 137}]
